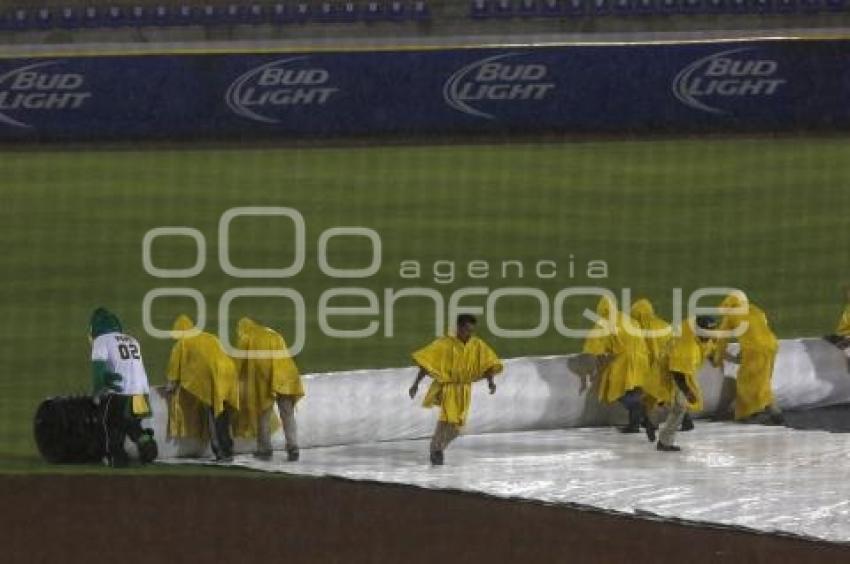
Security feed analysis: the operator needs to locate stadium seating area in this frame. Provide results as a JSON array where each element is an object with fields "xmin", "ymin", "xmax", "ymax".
[
  {"xmin": 469, "ymin": 0, "xmax": 847, "ymax": 17},
  {"xmin": 0, "ymin": 0, "xmax": 848, "ymax": 35},
  {"xmin": 0, "ymin": 1, "xmax": 432, "ymax": 30},
  {"xmin": 3, "ymin": 0, "xmax": 841, "ymax": 32}
]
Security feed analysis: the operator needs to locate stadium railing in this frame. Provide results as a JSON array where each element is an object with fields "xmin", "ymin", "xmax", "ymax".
[
  {"xmin": 1, "ymin": 0, "xmax": 845, "ymax": 32},
  {"xmin": 469, "ymin": 0, "xmax": 846, "ymax": 16},
  {"xmin": 0, "ymin": 1, "xmax": 433, "ymax": 30}
]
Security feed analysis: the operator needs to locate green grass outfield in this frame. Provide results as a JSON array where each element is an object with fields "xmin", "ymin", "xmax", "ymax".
[{"xmin": 2, "ymin": 135, "xmax": 849, "ymax": 473}]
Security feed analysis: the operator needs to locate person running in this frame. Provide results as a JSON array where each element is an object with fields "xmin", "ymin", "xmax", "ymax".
[{"xmin": 409, "ymin": 314, "xmax": 502, "ymax": 466}]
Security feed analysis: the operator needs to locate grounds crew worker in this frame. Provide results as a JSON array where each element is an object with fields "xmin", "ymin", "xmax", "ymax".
[
  {"xmin": 629, "ymin": 298, "xmax": 673, "ymax": 441},
  {"xmin": 833, "ymin": 284, "xmax": 850, "ymax": 340},
  {"xmin": 656, "ymin": 316, "xmax": 717, "ymax": 452},
  {"xmin": 409, "ymin": 314, "xmax": 503, "ymax": 466},
  {"xmin": 713, "ymin": 292, "xmax": 783, "ymax": 425},
  {"xmin": 824, "ymin": 284, "xmax": 850, "ymax": 357},
  {"xmin": 89, "ymin": 307, "xmax": 157, "ymax": 467},
  {"xmin": 233, "ymin": 317, "xmax": 304, "ymax": 462},
  {"xmin": 583, "ymin": 296, "xmax": 653, "ymax": 438},
  {"xmin": 165, "ymin": 314, "xmax": 239, "ymax": 462}
]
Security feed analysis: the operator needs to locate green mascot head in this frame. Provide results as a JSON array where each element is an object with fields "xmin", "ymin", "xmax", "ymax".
[{"xmin": 89, "ymin": 307, "xmax": 122, "ymax": 340}]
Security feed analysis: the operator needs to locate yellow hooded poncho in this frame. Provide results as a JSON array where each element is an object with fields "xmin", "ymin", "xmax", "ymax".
[
  {"xmin": 232, "ymin": 317, "xmax": 304, "ymax": 438},
  {"xmin": 583, "ymin": 296, "xmax": 651, "ymax": 405},
  {"xmin": 714, "ymin": 294, "xmax": 778, "ymax": 420},
  {"xmin": 836, "ymin": 304, "xmax": 850, "ymax": 336},
  {"xmin": 412, "ymin": 335, "xmax": 503, "ymax": 427},
  {"xmin": 166, "ymin": 314, "xmax": 239, "ymax": 439},
  {"xmin": 629, "ymin": 299, "xmax": 672, "ymax": 406},
  {"xmin": 665, "ymin": 319, "xmax": 715, "ymax": 412}
]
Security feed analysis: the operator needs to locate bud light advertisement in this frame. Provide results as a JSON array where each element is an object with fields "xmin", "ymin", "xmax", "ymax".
[{"xmin": 0, "ymin": 38, "xmax": 847, "ymax": 139}]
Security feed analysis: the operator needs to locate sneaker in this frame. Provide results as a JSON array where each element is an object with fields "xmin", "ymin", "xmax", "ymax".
[
  {"xmin": 764, "ymin": 415, "xmax": 784, "ymax": 426},
  {"xmin": 253, "ymin": 450, "xmax": 273, "ymax": 461},
  {"xmin": 742, "ymin": 411, "xmax": 772, "ymax": 425},
  {"xmin": 215, "ymin": 450, "xmax": 234, "ymax": 463},
  {"xmin": 656, "ymin": 442, "xmax": 682, "ymax": 452},
  {"xmin": 286, "ymin": 448, "xmax": 300, "ymax": 462},
  {"xmin": 430, "ymin": 450, "xmax": 444, "ymax": 466},
  {"xmin": 767, "ymin": 410, "xmax": 785, "ymax": 426},
  {"xmin": 680, "ymin": 415, "xmax": 695, "ymax": 432},
  {"xmin": 137, "ymin": 431, "xmax": 158, "ymax": 464}
]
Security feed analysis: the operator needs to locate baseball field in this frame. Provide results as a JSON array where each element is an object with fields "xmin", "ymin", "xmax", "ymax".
[
  {"xmin": 3, "ymin": 135, "xmax": 850, "ymax": 472},
  {"xmin": 4, "ymin": 135, "xmax": 850, "ymax": 562}
]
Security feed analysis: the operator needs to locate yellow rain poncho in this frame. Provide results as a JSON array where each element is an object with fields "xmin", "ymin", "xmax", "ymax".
[
  {"xmin": 583, "ymin": 296, "xmax": 651, "ymax": 405},
  {"xmin": 166, "ymin": 314, "xmax": 239, "ymax": 439},
  {"xmin": 665, "ymin": 319, "xmax": 715, "ymax": 412},
  {"xmin": 232, "ymin": 317, "xmax": 304, "ymax": 438},
  {"xmin": 630, "ymin": 299, "xmax": 672, "ymax": 406},
  {"xmin": 413, "ymin": 335, "xmax": 503, "ymax": 427},
  {"xmin": 835, "ymin": 304, "xmax": 850, "ymax": 336},
  {"xmin": 714, "ymin": 294, "xmax": 778, "ymax": 420}
]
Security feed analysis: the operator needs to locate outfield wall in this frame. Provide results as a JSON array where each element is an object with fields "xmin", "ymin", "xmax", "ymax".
[
  {"xmin": 2, "ymin": 36, "xmax": 850, "ymax": 139},
  {"xmin": 149, "ymin": 337, "xmax": 850, "ymax": 458}
]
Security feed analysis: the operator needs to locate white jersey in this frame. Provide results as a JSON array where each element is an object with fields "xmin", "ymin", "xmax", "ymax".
[{"xmin": 91, "ymin": 332, "xmax": 150, "ymax": 395}]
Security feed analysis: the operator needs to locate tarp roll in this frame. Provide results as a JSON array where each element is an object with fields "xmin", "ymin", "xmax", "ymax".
[{"xmin": 148, "ymin": 337, "xmax": 850, "ymax": 458}]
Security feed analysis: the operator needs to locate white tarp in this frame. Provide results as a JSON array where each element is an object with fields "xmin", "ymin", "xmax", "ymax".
[
  {"xmin": 149, "ymin": 337, "xmax": 850, "ymax": 458},
  {"xmin": 165, "ymin": 424, "xmax": 850, "ymax": 543},
  {"xmin": 158, "ymin": 337, "xmax": 850, "ymax": 543}
]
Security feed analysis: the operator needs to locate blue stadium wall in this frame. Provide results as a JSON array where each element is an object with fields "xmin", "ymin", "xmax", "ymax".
[{"xmin": 0, "ymin": 37, "xmax": 847, "ymax": 139}]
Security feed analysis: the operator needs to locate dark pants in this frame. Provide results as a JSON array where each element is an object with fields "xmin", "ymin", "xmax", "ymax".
[
  {"xmin": 100, "ymin": 394, "xmax": 145, "ymax": 466},
  {"xmin": 430, "ymin": 420, "xmax": 461, "ymax": 454},
  {"xmin": 619, "ymin": 389, "xmax": 644, "ymax": 428},
  {"xmin": 207, "ymin": 408, "xmax": 234, "ymax": 459}
]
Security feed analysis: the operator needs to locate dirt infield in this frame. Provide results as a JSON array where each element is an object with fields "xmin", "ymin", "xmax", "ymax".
[{"xmin": 2, "ymin": 475, "xmax": 849, "ymax": 563}]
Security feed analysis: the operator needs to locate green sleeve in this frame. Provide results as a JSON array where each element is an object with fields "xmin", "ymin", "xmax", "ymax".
[{"xmin": 92, "ymin": 361, "xmax": 122, "ymax": 395}]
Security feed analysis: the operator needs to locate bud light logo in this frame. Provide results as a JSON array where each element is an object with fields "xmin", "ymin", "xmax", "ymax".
[
  {"xmin": 443, "ymin": 53, "xmax": 556, "ymax": 120},
  {"xmin": 0, "ymin": 61, "xmax": 91, "ymax": 128},
  {"xmin": 673, "ymin": 48, "xmax": 787, "ymax": 115},
  {"xmin": 225, "ymin": 57, "xmax": 339, "ymax": 124}
]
